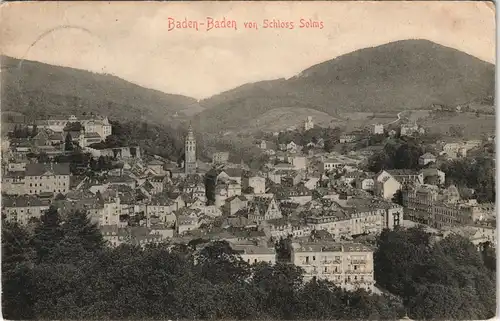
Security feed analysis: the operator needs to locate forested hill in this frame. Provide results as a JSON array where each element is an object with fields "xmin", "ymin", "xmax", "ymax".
[
  {"xmin": 1, "ymin": 55, "xmax": 201, "ymax": 125},
  {"xmin": 193, "ymin": 39, "xmax": 495, "ymax": 133}
]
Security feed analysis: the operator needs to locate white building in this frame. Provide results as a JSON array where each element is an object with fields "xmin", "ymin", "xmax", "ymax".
[
  {"xmin": 231, "ymin": 244, "xmax": 276, "ymax": 265},
  {"xmin": 291, "ymin": 242, "xmax": 375, "ymax": 292},
  {"xmin": 304, "ymin": 116, "xmax": 314, "ymax": 131},
  {"xmin": 373, "ymin": 124, "xmax": 384, "ymax": 135}
]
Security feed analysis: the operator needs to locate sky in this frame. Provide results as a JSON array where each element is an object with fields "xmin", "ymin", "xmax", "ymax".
[{"xmin": 0, "ymin": 1, "xmax": 496, "ymax": 99}]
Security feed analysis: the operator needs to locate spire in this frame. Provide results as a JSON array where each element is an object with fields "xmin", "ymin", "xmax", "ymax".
[{"xmin": 186, "ymin": 123, "xmax": 195, "ymax": 141}]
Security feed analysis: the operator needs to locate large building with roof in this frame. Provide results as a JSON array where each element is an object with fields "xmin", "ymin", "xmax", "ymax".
[
  {"xmin": 291, "ymin": 241, "xmax": 375, "ymax": 291},
  {"xmin": 24, "ymin": 163, "xmax": 71, "ymax": 196}
]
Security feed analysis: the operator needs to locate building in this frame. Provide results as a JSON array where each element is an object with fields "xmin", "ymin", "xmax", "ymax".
[
  {"xmin": 248, "ymin": 196, "xmax": 282, "ymax": 223},
  {"xmin": 402, "ymin": 184, "xmax": 494, "ymax": 229},
  {"xmin": 286, "ymin": 141, "xmax": 300, "ymax": 153},
  {"xmin": 304, "ymin": 116, "xmax": 314, "ymax": 131},
  {"xmin": 243, "ymin": 175, "xmax": 266, "ymax": 194},
  {"xmin": 289, "ymin": 156, "xmax": 307, "ymax": 170},
  {"xmin": 37, "ymin": 114, "xmax": 112, "ymax": 140},
  {"xmin": 231, "ymin": 243, "xmax": 276, "ymax": 265},
  {"xmin": 374, "ymin": 171, "xmax": 402, "ymax": 200},
  {"xmin": 418, "ymin": 153, "xmax": 436, "ymax": 166},
  {"xmin": 291, "ymin": 241, "xmax": 374, "ymax": 292},
  {"xmin": 24, "ymin": 163, "xmax": 71, "ymax": 195},
  {"xmin": 321, "ymin": 159, "xmax": 343, "ymax": 172},
  {"xmin": 184, "ymin": 125, "xmax": 197, "ymax": 174},
  {"xmin": 212, "ymin": 152, "xmax": 230, "ymax": 165},
  {"xmin": 339, "ymin": 135, "xmax": 357, "ymax": 144},
  {"xmin": 420, "ymin": 168, "xmax": 446, "ymax": 185},
  {"xmin": 373, "ymin": 124, "xmax": 384, "ymax": 135},
  {"xmin": 2, "ymin": 195, "xmax": 51, "ymax": 224},
  {"xmin": 218, "ymin": 168, "xmax": 243, "ymax": 184},
  {"xmin": 2, "ymin": 171, "xmax": 27, "ymax": 195},
  {"xmin": 306, "ymin": 198, "xmax": 403, "ymax": 237}
]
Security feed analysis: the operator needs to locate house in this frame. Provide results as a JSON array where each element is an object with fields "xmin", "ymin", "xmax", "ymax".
[
  {"xmin": 304, "ymin": 177, "xmax": 320, "ymax": 190},
  {"xmin": 242, "ymin": 174, "xmax": 266, "ymax": 194},
  {"xmin": 248, "ymin": 196, "xmax": 282, "ymax": 223},
  {"xmin": 24, "ymin": 163, "xmax": 71, "ymax": 196},
  {"xmin": 286, "ymin": 141, "xmax": 300, "ymax": 153},
  {"xmin": 37, "ymin": 114, "xmax": 112, "ymax": 140},
  {"xmin": 2, "ymin": 171, "xmax": 27, "ymax": 195},
  {"xmin": 146, "ymin": 196, "xmax": 177, "ymax": 226},
  {"xmin": 419, "ymin": 153, "xmax": 436, "ymax": 166},
  {"xmin": 354, "ymin": 177, "xmax": 375, "ymax": 191},
  {"xmin": 304, "ymin": 116, "xmax": 314, "ymax": 131},
  {"xmin": 289, "ymin": 156, "xmax": 307, "ymax": 170},
  {"xmin": 100, "ymin": 225, "xmax": 164, "ymax": 248},
  {"xmin": 374, "ymin": 172, "xmax": 401, "ymax": 200},
  {"xmin": 79, "ymin": 132, "xmax": 103, "ymax": 148},
  {"xmin": 291, "ymin": 241, "xmax": 374, "ymax": 292},
  {"xmin": 231, "ymin": 243, "xmax": 276, "ymax": 265},
  {"xmin": 339, "ymin": 135, "xmax": 356, "ymax": 143},
  {"xmin": 217, "ymin": 168, "xmax": 243, "ymax": 184},
  {"xmin": 275, "ymin": 185, "xmax": 313, "ymax": 205},
  {"xmin": 373, "ymin": 124, "xmax": 384, "ymax": 135},
  {"xmin": 176, "ymin": 214, "xmax": 200, "ymax": 235},
  {"xmin": 321, "ymin": 159, "xmax": 343, "ymax": 172},
  {"xmin": 224, "ymin": 195, "xmax": 249, "ymax": 216},
  {"xmin": 400, "ymin": 123, "xmax": 423, "ymax": 136},
  {"xmin": 420, "ymin": 168, "xmax": 446, "ymax": 185},
  {"xmin": 384, "ymin": 169, "xmax": 424, "ymax": 185},
  {"xmin": 2, "ymin": 195, "xmax": 51, "ymax": 224},
  {"xmin": 212, "ymin": 152, "xmax": 230, "ymax": 165},
  {"xmin": 258, "ymin": 141, "xmax": 267, "ymax": 150},
  {"xmin": 280, "ymin": 170, "xmax": 304, "ymax": 187},
  {"xmin": 147, "ymin": 159, "xmax": 165, "ymax": 175}
]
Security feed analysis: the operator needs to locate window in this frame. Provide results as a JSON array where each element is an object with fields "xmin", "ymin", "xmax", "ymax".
[
  {"xmin": 305, "ymin": 256, "xmax": 309, "ymax": 264},
  {"xmin": 313, "ymin": 256, "xmax": 316, "ymax": 261}
]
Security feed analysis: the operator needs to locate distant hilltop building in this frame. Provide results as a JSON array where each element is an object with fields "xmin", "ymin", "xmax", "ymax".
[
  {"xmin": 304, "ymin": 116, "xmax": 314, "ymax": 131},
  {"xmin": 36, "ymin": 114, "xmax": 112, "ymax": 140},
  {"xmin": 373, "ymin": 124, "xmax": 384, "ymax": 135},
  {"xmin": 184, "ymin": 124, "xmax": 197, "ymax": 174}
]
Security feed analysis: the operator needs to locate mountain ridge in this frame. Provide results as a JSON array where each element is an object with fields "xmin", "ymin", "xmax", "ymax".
[
  {"xmin": 193, "ymin": 39, "xmax": 494, "ymax": 133},
  {"xmin": 1, "ymin": 39, "xmax": 494, "ymax": 133},
  {"xmin": 1, "ymin": 55, "xmax": 200, "ymax": 125}
]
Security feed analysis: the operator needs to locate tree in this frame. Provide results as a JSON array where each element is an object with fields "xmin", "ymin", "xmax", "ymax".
[
  {"xmin": 251, "ymin": 262, "xmax": 304, "ymax": 319},
  {"xmin": 31, "ymin": 124, "xmax": 38, "ymax": 137},
  {"xmin": 37, "ymin": 152, "xmax": 50, "ymax": 163},
  {"xmin": 52, "ymin": 210, "xmax": 105, "ymax": 264},
  {"xmin": 195, "ymin": 241, "xmax": 250, "ymax": 284},
  {"xmin": 449, "ymin": 125, "xmax": 465, "ymax": 138},
  {"xmin": 32, "ymin": 206, "xmax": 64, "ymax": 263},
  {"xmin": 64, "ymin": 133, "xmax": 73, "ymax": 151}
]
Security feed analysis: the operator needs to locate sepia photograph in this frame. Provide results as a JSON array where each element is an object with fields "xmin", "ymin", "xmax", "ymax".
[{"xmin": 0, "ymin": 1, "xmax": 496, "ymax": 320}]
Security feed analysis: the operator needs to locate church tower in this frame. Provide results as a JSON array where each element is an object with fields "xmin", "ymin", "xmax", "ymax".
[{"xmin": 184, "ymin": 124, "xmax": 197, "ymax": 174}]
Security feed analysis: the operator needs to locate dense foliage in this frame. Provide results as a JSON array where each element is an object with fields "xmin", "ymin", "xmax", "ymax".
[
  {"xmin": 375, "ymin": 227, "xmax": 496, "ymax": 320},
  {"xmin": 367, "ymin": 138, "xmax": 424, "ymax": 172},
  {"xmin": 88, "ymin": 120, "xmax": 190, "ymax": 162},
  {"xmin": 3, "ymin": 207, "xmax": 406, "ymax": 320},
  {"xmin": 440, "ymin": 156, "xmax": 496, "ymax": 203}
]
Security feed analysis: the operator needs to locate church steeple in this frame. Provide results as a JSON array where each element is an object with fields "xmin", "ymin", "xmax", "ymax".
[{"xmin": 184, "ymin": 123, "xmax": 197, "ymax": 174}]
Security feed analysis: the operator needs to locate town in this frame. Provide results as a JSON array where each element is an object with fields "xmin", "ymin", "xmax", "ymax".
[{"xmin": 2, "ymin": 112, "xmax": 496, "ymax": 296}]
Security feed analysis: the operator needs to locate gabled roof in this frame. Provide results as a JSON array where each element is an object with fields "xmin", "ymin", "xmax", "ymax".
[
  {"xmin": 386, "ymin": 169, "xmax": 420, "ymax": 176},
  {"xmin": 84, "ymin": 132, "xmax": 102, "ymax": 139},
  {"xmin": 220, "ymin": 168, "xmax": 243, "ymax": 178},
  {"xmin": 25, "ymin": 163, "xmax": 70, "ymax": 176},
  {"xmin": 2, "ymin": 195, "xmax": 50, "ymax": 207},
  {"xmin": 420, "ymin": 153, "xmax": 436, "ymax": 159}
]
